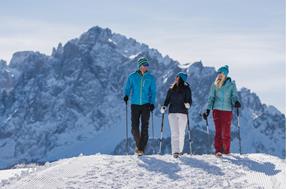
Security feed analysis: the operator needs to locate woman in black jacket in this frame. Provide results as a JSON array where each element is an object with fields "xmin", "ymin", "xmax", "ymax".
[{"xmin": 161, "ymin": 72, "xmax": 192, "ymax": 158}]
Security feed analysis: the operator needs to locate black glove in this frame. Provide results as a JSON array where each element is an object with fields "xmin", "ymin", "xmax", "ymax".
[
  {"xmin": 202, "ymin": 109, "xmax": 210, "ymax": 120},
  {"xmin": 150, "ymin": 104, "xmax": 155, "ymax": 112},
  {"xmin": 234, "ymin": 101, "xmax": 241, "ymax": 108},
  {"xmin": 124, "ymin": 96, "xmax": 129, "ymax": 104}
]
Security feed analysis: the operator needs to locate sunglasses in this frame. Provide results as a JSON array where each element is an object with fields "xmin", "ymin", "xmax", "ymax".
[{"xmin": 142, "ymin": 63, "xmax": 149, "ymax": 67}]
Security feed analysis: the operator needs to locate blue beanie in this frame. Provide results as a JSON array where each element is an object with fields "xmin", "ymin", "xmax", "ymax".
[
  {"xmin": 217, "ymin": 65, "xmax": 229, "ymax": 76},
  {"xmin": 138, "ymin": 57, "xmax": 149, "ymax": 68},
  {"xmin": 177, "ymin": 72, "xmax": 188, "ymax": 82}
]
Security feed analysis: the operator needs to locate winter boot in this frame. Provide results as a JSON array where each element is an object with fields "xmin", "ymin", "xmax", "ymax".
[
  {"xmin": 215, "ymin": 152, "xmax": 222, "ymax": 157},
  {"xmin": 137, "ymin": 150, "xmax": 144, "ymax": 156},
  {"xmin": 135, "ymin": 147, "xmax": 141, "ymax": 156},
  {"xmin": 173, "ymin": 152, "xmax": 180, "ymax": 158}
]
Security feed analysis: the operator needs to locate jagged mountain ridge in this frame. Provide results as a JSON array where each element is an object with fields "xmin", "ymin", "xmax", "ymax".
[{"xmin": 0, "ymin": 26, "xmax": 285, "ymax": 169}]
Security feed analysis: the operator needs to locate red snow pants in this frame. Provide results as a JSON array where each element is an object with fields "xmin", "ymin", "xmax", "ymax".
[{"xmin": 212, "ymin": 109, "xmax": 233, "ymax": 154}]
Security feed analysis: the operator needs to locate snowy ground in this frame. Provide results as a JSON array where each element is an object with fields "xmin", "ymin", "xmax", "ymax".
[{"xmin": 0, "ymin": 153, "xmax": 285, "ymax": 189}]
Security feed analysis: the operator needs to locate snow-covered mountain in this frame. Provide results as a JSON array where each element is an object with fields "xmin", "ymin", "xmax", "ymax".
[
  {"xmin": 0, "ymin": 26, "xmax": 285, "ymax": 169},
  {"xmin": 0, "ymin": 153, "xmax": 285, "ymax": 188}
]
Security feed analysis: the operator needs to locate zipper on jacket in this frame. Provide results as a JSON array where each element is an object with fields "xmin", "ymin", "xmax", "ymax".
[
  {"xmin": 140, "ymin": 76, "xmax": 143, "ymax": 105},
  {"xmin": 222, "ymin": 86, "xmax": 225, "ymax": 110}
]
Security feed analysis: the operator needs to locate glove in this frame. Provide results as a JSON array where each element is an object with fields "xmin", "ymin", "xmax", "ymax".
[
  {"xmin": 184, "ymin": 103, "xmax": 190, "ymax": 109},
  {"xmin": 235, "ymin": 101, "xmax": 241, "ymax": 108},
  {"xmin": 150, "ymin": 104, "xmax": 155, "ymax": 112},
  {"xmin": 124, "ymin": 96, "xmax": 129, "ymax": 104},
  {"xmin": 160, "ymin": 106, "xmax": 166, "ymax": 114},
  {"xmin": 202, "ymin": 109, "xmax": 210, "ymax": 120}
]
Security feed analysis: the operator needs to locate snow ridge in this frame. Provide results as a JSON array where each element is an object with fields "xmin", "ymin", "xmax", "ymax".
[{"xmin": 0, "ymin": 154, "xmax": 285, "ymax": 189}]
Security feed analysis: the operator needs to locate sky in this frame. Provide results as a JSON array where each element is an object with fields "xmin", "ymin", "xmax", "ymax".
[{"xmin": 0, "ymin": 0, "xmax": 285, "ymax": 113}]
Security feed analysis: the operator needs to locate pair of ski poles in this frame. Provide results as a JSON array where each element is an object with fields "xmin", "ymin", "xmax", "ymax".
[
  {"xmin": 125, "ymin": 102, "xmax": 155, "ymax": 155},
  {"xmin": 200, "ymin": 108, "xmax": 242, "ymax": 155},
  {"xmin": 156, "ymin": 108, "xmax": 210, "ymax": 155},
  {"xmin": 158, "ymin": 109, "xmax": 193, "ymax": 155},
  {"xmin": 124, "ymin": 103, "xmax": 171, "ymax": 155}
]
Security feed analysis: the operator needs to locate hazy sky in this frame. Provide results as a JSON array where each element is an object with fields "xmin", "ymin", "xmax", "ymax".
[{"xmin": 0, "ymin": 0, "xmax": 285, "ymax": 113}]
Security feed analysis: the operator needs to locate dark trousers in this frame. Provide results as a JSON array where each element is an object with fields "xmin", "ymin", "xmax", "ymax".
[
  {"xmin": 213, "ymin": 109, "xmax": 233, "ymax": 154},
  {"xmin": 131, "ymin": 104, "xmax": 150, "ymax": 152}
]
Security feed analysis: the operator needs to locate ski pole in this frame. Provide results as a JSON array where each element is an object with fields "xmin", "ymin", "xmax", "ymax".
[
  {"xmin": 200, "ymin": 113, "xmax": 210, "ymax": 152},
  {"xmin": 151, "ymin": 111, "xmax": 154, "ymax": 139},
  {"xmin": 125, "ymin": 101, "xmax": 128, "ymax": 155},
  {"xmin": 158, "ymin": 112, "xmax": 165, "ymax": 154},
  {"xmin": 205, "ymin": 117, "xmax": 209, "ymax": 135},
  {"xmin": 205, "ymin": 116, "xmax": 210, "ymax": 153},
  {"xmin": 237, "ymin": 108, "xmax": 242, "ymax": 154},
  {"xmin": 187, "ymin": 112, "xmax": 192, "ymax": 155},
  {"xmin": 199, "ymin": 113, "xmax": 209, "ymax": 134},
  {"xmin": 151, "ymin": 111, "xmax": 155, "ymax": 154}
]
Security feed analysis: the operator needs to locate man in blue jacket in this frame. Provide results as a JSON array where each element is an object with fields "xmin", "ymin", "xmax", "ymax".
[{"xmin": 124, "ymin": 57, "xmax": 156, "ymax": 156}]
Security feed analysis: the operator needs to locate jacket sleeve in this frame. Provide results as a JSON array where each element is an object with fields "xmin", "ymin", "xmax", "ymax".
[
  {"xmin": 124, "ymin": 75, "xmax": 132, "ymax": 97},
  {"xmin": 207, "ymin": 84, "xmax": 216, "ymax": 110},
  {"xmin": 163, "ymin": 89, "xmax": 172, "ymax": 107},
  {"xmin": 231, "ymin": 81, "xmax": 239, "ymax": 105},
  {"xmin": 184, "ymin": 86, "xmax": 192, "ymax": 105},
  {"xmin": 150, "ymin": 77, "xmax": 156, "ymax": 105}
]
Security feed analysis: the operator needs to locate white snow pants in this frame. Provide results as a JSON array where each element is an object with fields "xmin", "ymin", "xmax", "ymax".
[{"xmin": 168, "ymin": 113, "xmax": 188, "ymax": 154}]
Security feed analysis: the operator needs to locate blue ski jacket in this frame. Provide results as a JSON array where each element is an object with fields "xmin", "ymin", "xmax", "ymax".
[{"xmin": 124, "ymin": 70, "xmax": 156, "ymax": 105}]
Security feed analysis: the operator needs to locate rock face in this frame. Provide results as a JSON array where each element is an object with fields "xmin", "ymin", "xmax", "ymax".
[{"xmin": 0, "ymin": 26, "xmax": 285, "ymax": 168}]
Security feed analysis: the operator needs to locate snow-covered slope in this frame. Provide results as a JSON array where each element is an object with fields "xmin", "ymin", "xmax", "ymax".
[
  {"xmin": 0, "ymin": 26, "xmax": 285, "ymax": 169},
  {"xmin": 0, "ymin": 154, "xmax": 285, "ymax": 189}
]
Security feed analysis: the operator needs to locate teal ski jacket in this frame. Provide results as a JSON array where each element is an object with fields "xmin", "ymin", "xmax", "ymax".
[
  {"xmin": 124, "ymin": 70, "xmax": 156, "ymax": 105},
  {"xmin": 207, "ymin": 77, "xmax": 239, "ymax": 111}
]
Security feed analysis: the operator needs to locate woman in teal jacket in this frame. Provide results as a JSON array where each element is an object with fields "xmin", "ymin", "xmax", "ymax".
[
  {"xmin": 203, "ymin": 65, "xmax": 241, "ymax": 156},
  {"xmin": 124, "ymin": 57, "xmax": 156, "ymax": 156}
]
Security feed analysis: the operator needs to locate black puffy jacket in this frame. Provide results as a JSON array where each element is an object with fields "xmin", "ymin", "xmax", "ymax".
[{"xmin": 163, "ymin": 83, "xmax": 192, "ymax": 114}]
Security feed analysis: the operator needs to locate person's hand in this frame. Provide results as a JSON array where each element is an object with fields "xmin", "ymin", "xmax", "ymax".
[
  {"xmin": 235, "ymin": 101, "xmax": 241, "ymax": 108},
  {"xmin": 202, "ymin": 109, "xmax": 210, "ymax": 120},
  {"xmin": 150, "ymin": 104, "xmax": 155, "ymax": 112},
  {"xmin": 124, "ymin": 96, "xmax": 129, "ymax": 104},
  {"xmin": 160, "ymin": 106, "xmax": 166, "ymax": 114},
  {"xmin": 184, "ymin": 103, "xmax": 190, "ymax": 109}
]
